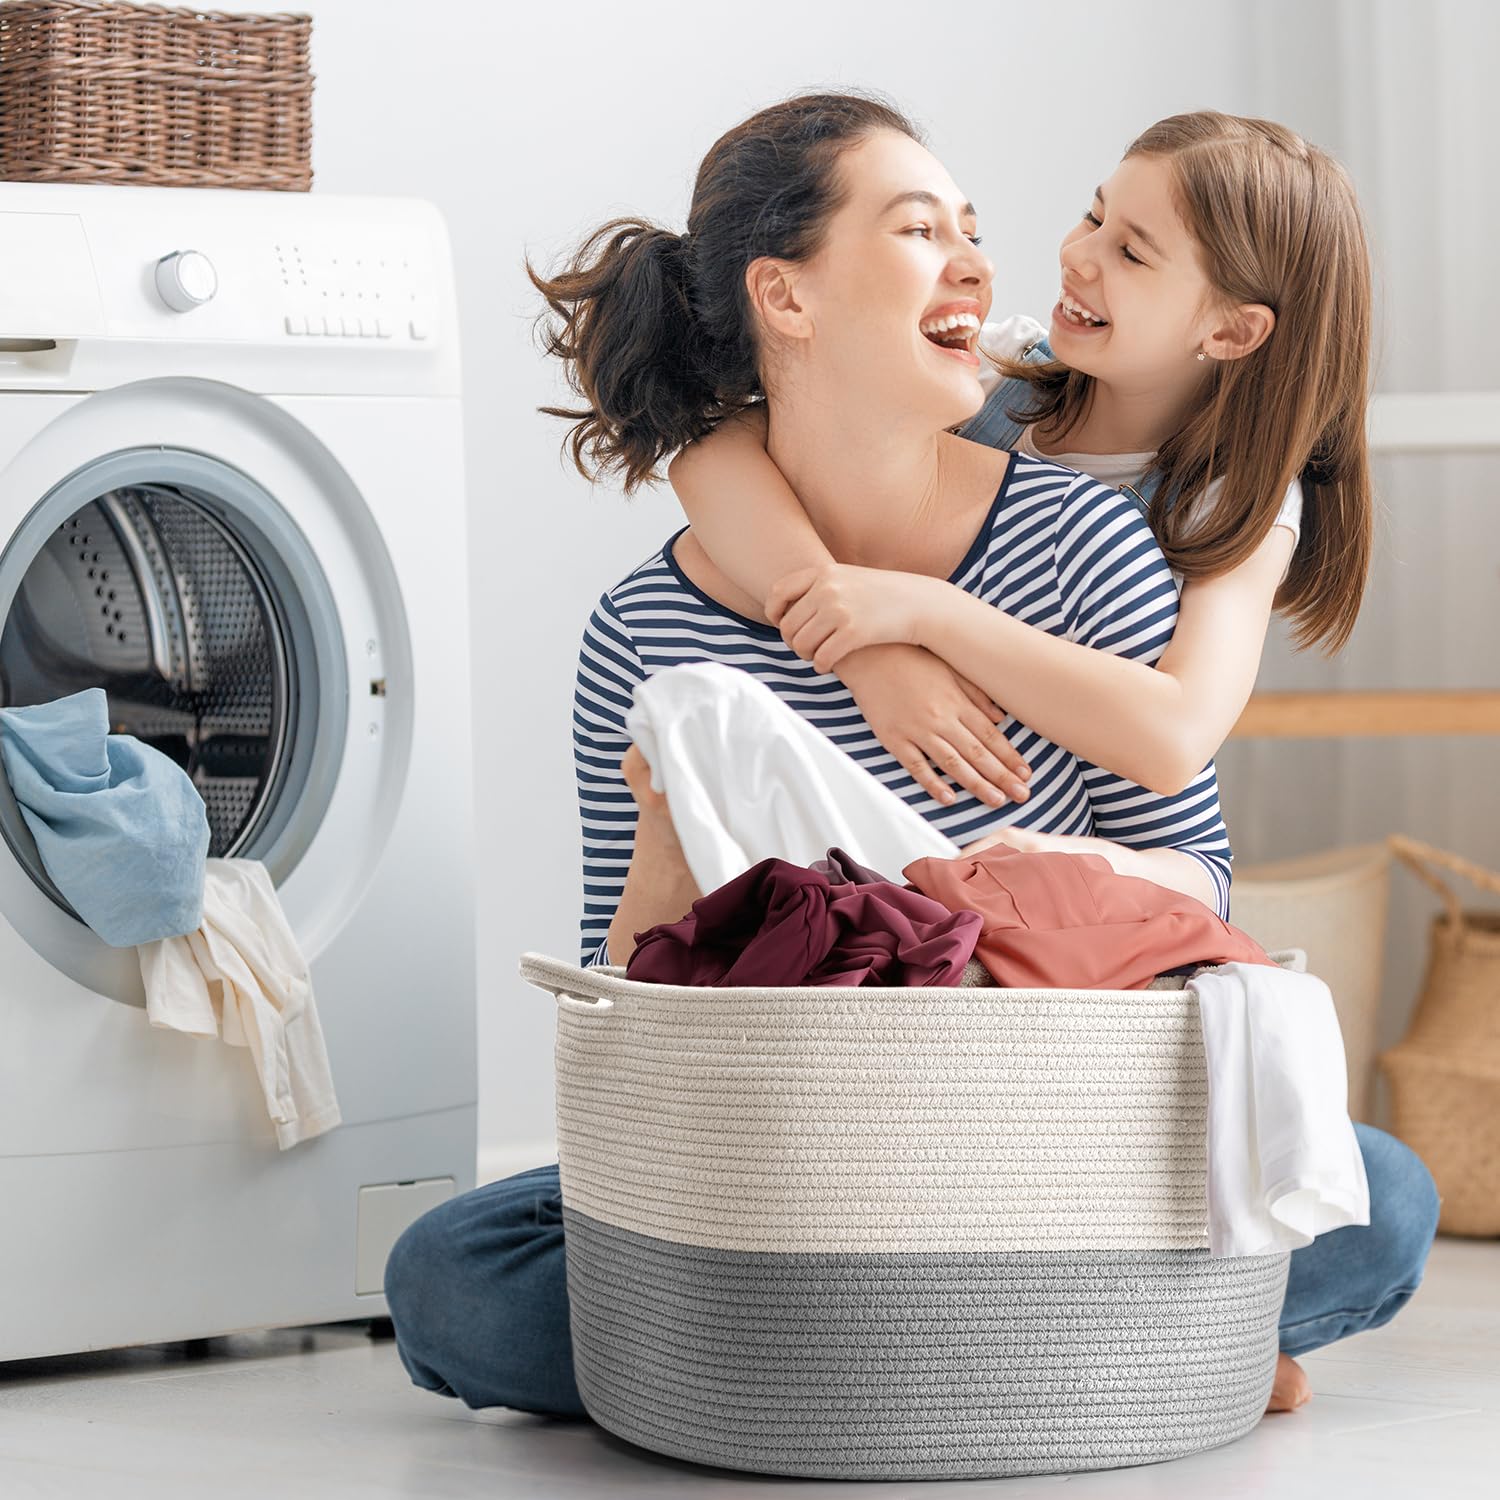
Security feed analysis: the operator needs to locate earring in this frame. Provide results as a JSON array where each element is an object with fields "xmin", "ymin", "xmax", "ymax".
[{"xmin": 1196, "ymin": 350, "xmax": 1207, "ymax": 362}]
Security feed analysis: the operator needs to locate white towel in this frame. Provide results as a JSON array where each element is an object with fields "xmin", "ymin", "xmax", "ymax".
[
  {"xmin": 138, "ymin": 859, "xmax": 340, "ymax": 1151},
  {"xmin": 1189, "ymin": 960, "xmax": 1369, "ymax": 1257},
  {"xmin": 625, "ymin": 661, "xmax": 957, "ymax": 893}
]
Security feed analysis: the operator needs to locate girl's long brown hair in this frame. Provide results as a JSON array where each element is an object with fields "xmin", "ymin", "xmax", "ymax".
[{"xmin": 995, "ymin": 112, "xmax": 1374, "ymax": 654}]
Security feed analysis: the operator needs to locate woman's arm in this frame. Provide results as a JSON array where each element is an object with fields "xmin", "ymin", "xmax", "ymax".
[
  {"xmin": 969, "ymin": 825, "xmax": 1218, "ymax": 910},
  {"xmin": 771, "ymin": 523, "xmax": 1296, "ymax": 796},
  {"xmin": 606, "ymin": 746, "xmax": 701, "ymax": 963},
  {"xmin": 575, "ymin": 601, "xmax": 705, "ymax": 965}
]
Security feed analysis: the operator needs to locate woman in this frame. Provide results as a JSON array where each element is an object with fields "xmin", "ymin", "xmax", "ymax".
[{"xmin": 386, "ymin": 92, "xmax": 1435, "ymax": 1423}]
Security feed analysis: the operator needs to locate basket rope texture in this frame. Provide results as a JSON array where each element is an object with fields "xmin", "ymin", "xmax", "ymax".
[
  {"xmin": 1381, "ymin": 835, "xmax": 1500, "ymax": 1237},
  {"xmin": 521, "ymin": 952, "xmax": 1292, "ymax": 1480},
  {"xmin": 0, "ymin": 1, "xmax": 314, "ymax": 190}
]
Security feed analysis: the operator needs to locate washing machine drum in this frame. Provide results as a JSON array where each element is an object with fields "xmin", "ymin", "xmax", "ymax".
[{"xmin": 0, "ymin": 484, "xmax": 290, "ymax": 859}]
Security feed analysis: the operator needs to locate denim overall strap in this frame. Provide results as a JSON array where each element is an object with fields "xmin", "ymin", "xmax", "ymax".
[
  {"xmin": 959, "ymin": 332, "xmax": 1165, "ymax": 523},
  {"xmin": 958, "ymin": 333, "xmax": 1055, "ymax": 450},
  {"xmin": 1120, "ymin": 467, "xmax": 1161, "ymax": 522}
]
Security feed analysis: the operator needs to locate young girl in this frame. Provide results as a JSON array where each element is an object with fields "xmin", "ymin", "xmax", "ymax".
[{"xmin": 668, "ymin": 110, "xmax": 1374, "ymax": 811}]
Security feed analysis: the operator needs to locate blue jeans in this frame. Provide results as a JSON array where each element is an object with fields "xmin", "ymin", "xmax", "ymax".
[{"xmin": 384, "ymin": 1123, "xmax": 1439, "ymax": 1415}]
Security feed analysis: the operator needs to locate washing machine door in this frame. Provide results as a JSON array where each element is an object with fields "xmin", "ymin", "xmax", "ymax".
[
  {"xmin": 1, "ymin": 463, "xmax": 323, "ymax": 880},
  {"xmin": 0, "ymin": 380, "xmax": 413, "ymax": 1004}
]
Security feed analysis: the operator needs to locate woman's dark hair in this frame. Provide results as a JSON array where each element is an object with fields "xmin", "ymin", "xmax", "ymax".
[{"xmin": 529, "ymin": 92, "xmax": 923, "ymax": 493}]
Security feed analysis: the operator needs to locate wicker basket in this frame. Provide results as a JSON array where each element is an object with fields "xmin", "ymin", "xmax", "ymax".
[
  {"xmin": 519, "ymin": 951, "xmax": 1296, "ymax": 1481},
  {"xmin": 0, "ymin": 1, "xmax": 313, "ymax": 190},
  {"xmin": 1380, "ymin": 835, "xmax": 1500, "ymax": 1238},
  {"xmin": 1228, "ymin": 842, "xmax": 1392, "ymax": 1123}
]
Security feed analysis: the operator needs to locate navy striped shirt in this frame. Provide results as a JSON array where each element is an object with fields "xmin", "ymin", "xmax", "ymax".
[{"xmin": 573, "ymin": 453, "xmax": 1233, "ymax": 965}]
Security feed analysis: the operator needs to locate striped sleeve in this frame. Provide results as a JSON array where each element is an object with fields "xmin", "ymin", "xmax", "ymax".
[
  {"xmin": 1052, "ymin": 476, "xmax": 1234, "ymax": 918},
  {"xmin": 573, "ymin": 593, "xmax": 647, "ymax": 966}
]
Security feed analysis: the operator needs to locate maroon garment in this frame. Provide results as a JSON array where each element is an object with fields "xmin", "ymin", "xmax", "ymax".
[
  {"xmin": 903, "ymin": 844, "xmax": 1274, "ymax": 991},
  {"xmin": 808, "ymin": 846, "xmax": 896, "ymax": 887},
  {"xmin": 626, "ymin": 855, "xmax": 981, "ymax": 988}
]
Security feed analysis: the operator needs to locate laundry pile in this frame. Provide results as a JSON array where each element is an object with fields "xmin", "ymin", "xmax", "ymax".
[
  {"xmin": 0, "ymin": 688, "xmax": 338, "ymax": 1150},
  {"xmin": 622, "ymin": 660, "xmax": 1371, "ymax": 1259}
]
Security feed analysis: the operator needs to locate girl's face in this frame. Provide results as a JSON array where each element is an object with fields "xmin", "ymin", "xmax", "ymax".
[
  {"xmin": 1049, "ymin": 153, "xmax": 1221, "ymax": 392},
  {"xmin": 770, "ymin": 129, "xmax": 997, "ymax": 430}
]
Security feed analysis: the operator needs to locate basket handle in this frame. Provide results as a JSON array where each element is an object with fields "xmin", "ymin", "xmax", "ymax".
[
  {"xmin": 1387, "ymin": 834, "xmax": 1500, "ymax": 933},
  {"xmin": 518, "ymin": 952, "xmax": 616, "ymax": 1012}
]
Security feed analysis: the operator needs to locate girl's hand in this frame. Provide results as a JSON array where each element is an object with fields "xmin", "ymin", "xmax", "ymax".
[
  {"xmin": 836, "ymin": 644, "xmax": 1031, "ymax": 809},
  {"xmin": 767, "ymin": 564, "xmax": 943, "ymax": 674}
]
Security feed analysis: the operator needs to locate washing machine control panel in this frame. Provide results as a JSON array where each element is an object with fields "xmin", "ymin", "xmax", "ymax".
[
  {"xmin": 0, "ymin": 185, "xmax": 458, "ymax": 393},
  {"xmin": 273, "ymin": 234, "xmax": 436, "ymax": 344}
]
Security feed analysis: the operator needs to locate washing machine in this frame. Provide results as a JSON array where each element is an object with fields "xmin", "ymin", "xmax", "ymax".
[{"xmin": 0, "ymin": 183, "xmax": 476, "ymax": 1360}]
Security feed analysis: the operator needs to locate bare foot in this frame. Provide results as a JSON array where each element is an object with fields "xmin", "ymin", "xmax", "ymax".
[{"xmin": 1264, "ymin": 1352, "xmax": 1312, "ymax": 1413}]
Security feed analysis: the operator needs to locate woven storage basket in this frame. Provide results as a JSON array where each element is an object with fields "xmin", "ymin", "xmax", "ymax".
[
  {"xmin": 1228, "ymin": 842, "xmax": 1391, "ymax": 1123},
  {"xmin": 519, "ymin": 951, "xmax": 1296, "ymax": 1481},
  {"xmin": 1380, "ymin": 835, "xmax": 1500, "ymax": 1238},
  {"xmin": 0, "ymin": 1, "xmax": 313, "ymax": 190}
]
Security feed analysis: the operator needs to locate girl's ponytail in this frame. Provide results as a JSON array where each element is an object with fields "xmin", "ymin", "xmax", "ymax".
[{"xmin": 530, "ymin": 219, "xmax": 720, "ymax": 495}]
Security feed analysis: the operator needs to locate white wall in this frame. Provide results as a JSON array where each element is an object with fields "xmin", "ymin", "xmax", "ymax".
[
  {"xmin": 297, "ymin": 0, "xmax": 1263, "ymax": 1166},
  {"xmin": 296, "ymin": 0, "xmax": 1495, "ymax": 1168},
  {"xmin": 1212, "ymin": 0, "xmax": 1500, "ymax": 1127}
]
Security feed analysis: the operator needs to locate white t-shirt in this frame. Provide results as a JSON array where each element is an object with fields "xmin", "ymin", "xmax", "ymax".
[{"xmin": 976, "ymin": 314, "xmax": 1303, "ymax": 585}]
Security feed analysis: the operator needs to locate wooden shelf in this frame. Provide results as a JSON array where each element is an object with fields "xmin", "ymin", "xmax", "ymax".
[
  {"xmin": 1226, "ymin": 394, "xmax": 1499, "ymax": 744},
  {"xmin": 1367, "ymin": 391, "xmax": 1500, "ymax": 453},
  {"xmin": 1232, "ymin": 690, "xmax": 1500, "ymax": 739}
]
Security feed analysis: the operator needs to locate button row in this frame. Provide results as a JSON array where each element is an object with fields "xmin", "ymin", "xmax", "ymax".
[{"xmin": 284, "ymin": 313, "xmax": 432, "ymax": 340}]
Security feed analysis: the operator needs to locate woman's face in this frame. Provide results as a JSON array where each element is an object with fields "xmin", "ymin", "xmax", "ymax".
[
  {"xmin": 1050, "ymin": 153, "xmax": 1221, "ymax": 392},
  {"xmin": 774, "ymin": 129, "xmax": 996, "ymax": 430}
]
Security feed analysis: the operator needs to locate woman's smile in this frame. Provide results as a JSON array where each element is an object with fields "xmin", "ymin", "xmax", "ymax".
[{"xmin": 919, "ymin": 299, "xmax": 983, "ymax": 367}]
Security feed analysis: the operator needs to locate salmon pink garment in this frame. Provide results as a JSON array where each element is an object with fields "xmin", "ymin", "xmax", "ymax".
[{"xmin": 903, "ymin": 844, "xmax": 1272, "ymax": 991}]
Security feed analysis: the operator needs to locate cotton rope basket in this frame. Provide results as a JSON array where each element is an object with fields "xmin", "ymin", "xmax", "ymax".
[{"xmin": 519, "ymin": 950, "xmax": 1298, "ymax": 1481}]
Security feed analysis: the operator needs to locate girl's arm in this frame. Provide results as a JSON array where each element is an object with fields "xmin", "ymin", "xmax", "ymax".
[
  {"xmin": 772, "ymin": 523, "xmax": 1295, "ymax": 796},
  {"xmin": 669, "ymin": 415, "xmax": 1033, "ymax": 809},
  {"xmin": 667, "ymin": 406, "xmax": 833, "ymax": 594}
]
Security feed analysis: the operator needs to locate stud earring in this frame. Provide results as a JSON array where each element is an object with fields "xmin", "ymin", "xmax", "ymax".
[{"xmin": 1196, "ymin": 350, "xmax": 1207, "ymax": 362}]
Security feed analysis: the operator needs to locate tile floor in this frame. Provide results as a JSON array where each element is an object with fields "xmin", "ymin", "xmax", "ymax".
[{"xmin": 0, "ymin": 1237, "xmax": 1496, "ymax": 1499}]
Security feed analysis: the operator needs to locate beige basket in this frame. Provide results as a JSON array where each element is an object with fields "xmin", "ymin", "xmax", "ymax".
[
  {"xmin": 1228, "ymin": 842, "xmax": 1391, "ymax": 1123},
  {"xmin": 1380, "ymin": 835, "xmax": 1500, "ymax": 1238},
  {"xmin": 0, "ymin": 1, "xmax": 313, "ymax": 190}
]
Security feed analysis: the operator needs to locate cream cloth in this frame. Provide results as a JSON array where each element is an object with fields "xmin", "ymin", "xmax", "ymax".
[
  {"xmin": 138, "ymin": 859, "xmax": 340, "ymax": 1151},
  {"xmin": 1189, "ymin": 960, "xmax": 1369, "ymax": 1257},
  {"xmin": 624, "ymin": 661, "xmax": 957, "ymax": 894}
]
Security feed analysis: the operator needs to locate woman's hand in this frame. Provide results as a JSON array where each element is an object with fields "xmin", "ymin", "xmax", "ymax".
[
  {"xmin": 956, "ymin": 827, "xmax": 1215, "ymax": 911},
  {"xmin": 621, "ymin": 742, "xmax": 671, "ymax": 820},
  {"xmin": 835, "ymin": 644, "xmax": 1031, "ymax": 809},
  {"xmin": 962, "ymin": 824, "xmax": 1053, "ymax": 856},
  {"xmin": 767, "ymin": 563, "xmax": 945, "ymax": 674},
  {"xmin": 607, "ymin": 745, "xmax": 702, "ymax": 963}
]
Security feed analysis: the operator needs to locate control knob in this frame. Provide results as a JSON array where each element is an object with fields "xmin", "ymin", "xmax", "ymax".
[{"xmin": 154, "ymin": 250, "xmax": 218, "ymax": 312}]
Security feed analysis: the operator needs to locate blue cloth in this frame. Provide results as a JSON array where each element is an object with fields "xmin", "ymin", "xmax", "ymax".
[
  {"xmin": 382, "ymin": 1124, "xmax": 1440, "ymax": 1416},
  {"xmin": 0, "ymin": 688, "xmax": 209, "ymax": 946}
]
